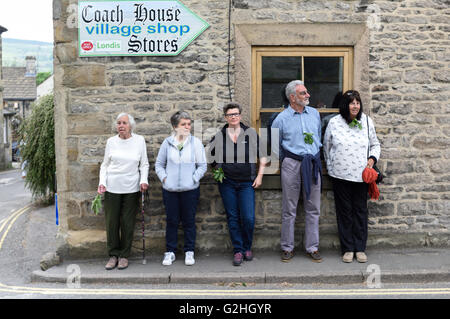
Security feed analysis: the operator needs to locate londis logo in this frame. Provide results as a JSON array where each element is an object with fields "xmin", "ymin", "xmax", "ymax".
[{"xmin": 81, "ymin": 41, "xmax": 94, "ymax": 51}]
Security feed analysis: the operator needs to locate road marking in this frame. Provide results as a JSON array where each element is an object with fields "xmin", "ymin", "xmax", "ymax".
[
  {"xmin": 0, "ymin": 204, "xmax": 32, "ymax": 250},
  {"xmin": 0, "ymin": 204, "xmax": 32, "ymax": 235},
  {"xmin": 0, "ymin": 282, "xmax": 449, "ymax": 296}
]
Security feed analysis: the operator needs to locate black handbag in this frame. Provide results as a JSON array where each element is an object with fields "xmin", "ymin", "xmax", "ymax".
[{"xmin": 366, "ymin": 115, "xmax": 383, "ymax": 184}]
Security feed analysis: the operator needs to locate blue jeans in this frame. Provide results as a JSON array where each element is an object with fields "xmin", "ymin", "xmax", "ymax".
[
  {"xmin": 218, "ymin": 178, "xmax": 255, "ymax": 254},
  {"xmin": 162, "ymin": 187, "xmax": 200, "ymax": 253}
]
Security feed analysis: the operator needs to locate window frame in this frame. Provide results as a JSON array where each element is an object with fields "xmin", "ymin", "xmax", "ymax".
[{"xmin": 251, "ymin": 46, "xmax": 354, "ymax": 131}]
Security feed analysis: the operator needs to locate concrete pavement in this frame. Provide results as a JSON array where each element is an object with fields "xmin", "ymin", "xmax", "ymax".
[
  {"xmin": 32, "ymin": 247, "xmax": 450, "ymax": 286},
  {"xmin": 3, "ymin": 197, "xmax": 447, "ymax": 287}
]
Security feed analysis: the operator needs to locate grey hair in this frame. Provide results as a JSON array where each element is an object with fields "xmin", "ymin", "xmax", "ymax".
[
  {"xmin": 116, "ymin": 112, "xmax": 136, "ymax": 132},
  {"xmin": 285, "ymin": 80, "xmax": 305, "ymax": 101},
  {"xmin": 170, "ymin": 110, "xmax": 191, "ymax": 128}
]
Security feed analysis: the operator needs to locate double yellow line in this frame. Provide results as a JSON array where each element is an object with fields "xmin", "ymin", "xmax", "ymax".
[
  {"xmin": 0, "ymin": 203, "xmax": 32, "ymax": 250},
  {"xmin": 0, "ymin": 282, "xmax": 449, "ymax": 297}
]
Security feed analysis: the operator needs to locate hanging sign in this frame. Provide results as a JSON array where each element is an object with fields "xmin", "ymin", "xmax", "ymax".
[{"xmin": 78, "ymin": 0, "xmax": 209, "ymax": 56}]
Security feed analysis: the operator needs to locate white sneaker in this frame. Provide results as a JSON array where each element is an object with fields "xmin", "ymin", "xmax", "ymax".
[
  {"xmin": 162, "ymin": 252, "xmax": 175, "ymax": 266},
  {"xmin": 185, "ymin": 251, "xmax": 195, "ymax": 266}
]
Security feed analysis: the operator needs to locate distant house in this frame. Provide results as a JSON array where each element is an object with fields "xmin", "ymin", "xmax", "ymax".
[
  {"xmin": 2, "ymin": 56, "xmax": 37, "ymax": 162},
  {"xmin": 0, "ymin": 25, "xmax": 7, "ymax": 170},
  {"xmin": 37, "ymin": 74, "xmax": 53, "ymax": 100}
]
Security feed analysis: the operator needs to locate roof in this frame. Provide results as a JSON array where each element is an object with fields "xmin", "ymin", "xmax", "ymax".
[
  {"xmin": 2, "ymin": 67, "xmax": 36, "ymax": 101},
  {"xmin": 0, "ymin": 26, "xmax": 7, "ymax": 34}
]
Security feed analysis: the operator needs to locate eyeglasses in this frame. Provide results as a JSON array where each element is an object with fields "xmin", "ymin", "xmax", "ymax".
[
  {"xmin": 225, "ymin": 113, "xmax": 241, "ymax": 118},
  {"xmin": 346, "ymin": 90, "xmax": 360, "ymax": 96}
]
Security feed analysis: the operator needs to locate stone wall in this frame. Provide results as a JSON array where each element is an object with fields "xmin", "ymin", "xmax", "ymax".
[{"xmin": 53, "ymin": 0, "xmax": 450, "ymax": 258}]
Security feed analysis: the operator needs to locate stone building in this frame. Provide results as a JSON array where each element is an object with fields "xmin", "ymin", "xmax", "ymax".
[
  {"xmin": 53, "ymin": 0, "xmax": 449, "ymax": 258},
  {"xmin": 2, "ymin": 56, "xmax": 37, "ymax": 119},
  {"xmin": 0, "ymin": 25, "xmax": 7, "ymax": 170},
  {"xmin": 2, "ymin": 57, "xmax": 37, "ymax": 162}
]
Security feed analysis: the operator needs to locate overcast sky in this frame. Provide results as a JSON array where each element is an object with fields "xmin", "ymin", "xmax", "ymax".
[{"xmin": 0, "ymin": 0, "xmax": 54, "ymax": 43}]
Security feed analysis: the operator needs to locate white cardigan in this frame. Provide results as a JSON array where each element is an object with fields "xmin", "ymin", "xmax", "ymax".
[
  {"xmin": 99, "ymin": 133, "xmax": 149, "ymax": 194},
  {"xmin": 323, "ymin": 113, "xmax": 381, "ymax": 183}
]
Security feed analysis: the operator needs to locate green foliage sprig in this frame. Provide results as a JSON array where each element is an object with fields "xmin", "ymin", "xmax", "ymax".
[
  {"xmin": 303, "ymin": 132, "xmax": 314, "ymax": 145},
  {"xmin": 91, "ymin": 194, "xmax": 102, "ymax": 215},
  {"xmin": 349, "ymin": 118, "xmax": 362, "ymax": 130},
  {"xmin": 212, "ymin": 167, "xmax": 225, "ymax": 183},
  {"xmin": 18, "ymin": 94, "xmax": 55, "ymax": 203}
]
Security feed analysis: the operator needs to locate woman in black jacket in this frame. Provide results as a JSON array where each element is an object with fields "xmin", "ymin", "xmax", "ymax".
[{"xmin": 208, "ymin": 103, "xmax": 267, "ymax": 266}]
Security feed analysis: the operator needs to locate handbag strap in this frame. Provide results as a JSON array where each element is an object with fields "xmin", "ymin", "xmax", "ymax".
[{"xmin": 366, "ymin": 114, "xmax": 370, "ymax": 158}]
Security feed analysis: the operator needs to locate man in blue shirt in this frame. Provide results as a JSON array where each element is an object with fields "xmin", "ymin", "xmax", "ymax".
[{"xmin": 271, "ymin": 80, "xmax": 323, "ymax": 263}]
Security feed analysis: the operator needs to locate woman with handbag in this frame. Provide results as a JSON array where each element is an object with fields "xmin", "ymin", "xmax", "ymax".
[{"xmin": 323, "ymin": 90, "xmax": 381, "ymax": 263}]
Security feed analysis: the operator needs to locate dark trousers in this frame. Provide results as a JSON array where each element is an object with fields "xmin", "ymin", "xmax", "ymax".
[
  {"xmin": 218, "ymin": 178, "xmax": 255, "ymax": 254},
  {"xmin": 331, "ymin": 177, "xmax": 369, "ymax": 254},
  {"xmin": 162, "ymin": 187, "xmax": 200, "ymax": 253},
  {"xmin": 104, "ymin": 191, "xmax": 139, "ymax": 258}
]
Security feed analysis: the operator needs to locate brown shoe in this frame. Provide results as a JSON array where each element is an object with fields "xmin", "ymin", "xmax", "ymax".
[
  {"xmin": 308, "ymin": 250, "xmax": 323, "ymax": 263},
  {"xmin": 118, "ymin": 258, "xmax": 129, "ymax": 270},
  {"xmin": 281, "ymin": 250, "xmax": 294, "ymax": 262},
  {"xmin": 105, "ymin": 256, "xmax": 118, "ymax": 270}
]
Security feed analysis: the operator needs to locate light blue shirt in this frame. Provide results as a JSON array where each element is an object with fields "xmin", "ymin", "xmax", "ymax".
[{"xmin": 271, "ymin": 105, "xmax": 322, "ymax": 158}]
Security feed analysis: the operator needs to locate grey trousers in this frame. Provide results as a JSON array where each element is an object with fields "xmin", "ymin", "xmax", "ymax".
[{"xmin": 280, "ymin": 157, "xmax": 321, "ymax": 253}]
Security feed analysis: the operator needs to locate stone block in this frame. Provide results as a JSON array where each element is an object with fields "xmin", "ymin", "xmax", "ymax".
[
  {"xmin": 62, "ymin": 65, "xmax": 106, "ymax": 88},
  {"xmin": 55, "ymin": 44, "xmax": 78, "ymax": 64},
  {"xmin": 368, "ymin": 202, "xmax": 395, "ymax": 217},
  {"xmin": 398, "ymin": 202, "xmax": 427, "ymax": 216},
  {"xmin": 68, "ymin": 163, "xmax": 101, "ymax": 192},
  {"xmin": 413, "ymin": 136, "xmax": 450, "ymax": 149},
  {"xmin": 434, "ymin": 70, "xmax": 450, "ymax": 83},
  {"xmin": 66, "ymin": 230, "xmax": 107, "ymax": 258},
  {"xmin": 107, "ymin": 72, "xmax": 142, "ymax": 86},
  {"xmin": 404, "ymin": 69, "xmax": 432, "ymax": 84},
  {"xmin": 67, "ymin": 114, "xmax": 111, "ymax": 135}
]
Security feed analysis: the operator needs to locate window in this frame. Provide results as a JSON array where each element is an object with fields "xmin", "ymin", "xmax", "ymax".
[{"xmin": 252, "ymin": 47, "xmax": 354, "ymax": 130}]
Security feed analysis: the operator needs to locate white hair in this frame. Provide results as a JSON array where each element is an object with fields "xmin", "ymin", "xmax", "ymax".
[
  {"xmin": 285, "ymin": 80, "xmax": 305, "ymax": 101},
  {"xmin": 116, "ymin": 112, "xmax": 136, "ymax": 132}
]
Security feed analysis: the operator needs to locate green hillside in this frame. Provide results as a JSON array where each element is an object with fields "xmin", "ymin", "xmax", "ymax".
[{"xmin": 2, "ymin": 38, "xmax": 53, "ymax": 73}]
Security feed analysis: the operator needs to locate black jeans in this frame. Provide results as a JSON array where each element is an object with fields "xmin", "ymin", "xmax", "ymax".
[{"xmin": 331, "ymin": 177, "xmax": 369, "ymax": 254}]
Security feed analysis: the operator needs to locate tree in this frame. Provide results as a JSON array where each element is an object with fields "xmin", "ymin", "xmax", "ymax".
[
  {"xmin": 19, "ymin": 94, "xmax": 55, "ymax": 203},
  {"xmin": 36, "ymin": 72, "xmax": 52, "ymax": 86}
]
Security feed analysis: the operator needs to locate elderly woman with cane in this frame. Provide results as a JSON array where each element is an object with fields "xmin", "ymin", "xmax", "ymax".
[
  {"xmin": 323, "ymin": 90, "xmax": 381, "ymax": 263},
  {"xmin": 98, "ymin": 113, "xmax": 149, "ymax": 270},
  {"xmin": 155, "ymin": 111, "xmax": 207, "ymax": 266}
]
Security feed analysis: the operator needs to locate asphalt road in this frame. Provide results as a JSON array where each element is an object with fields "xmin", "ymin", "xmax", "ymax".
[
  {"xmin": 0, "ymin": 169, "xmax": 449, "ymax": 304},
  {"xmin": 0, "ymin": 169, "xmax": 32, "ymax": 223}
]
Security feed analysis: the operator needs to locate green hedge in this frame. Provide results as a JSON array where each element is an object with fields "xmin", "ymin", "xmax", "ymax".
[{"xmin": 19, "ymin": 94, "xmax": 56, "ymax": 202}]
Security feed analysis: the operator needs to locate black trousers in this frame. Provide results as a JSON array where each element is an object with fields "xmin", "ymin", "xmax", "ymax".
[{"xmin": 331, "ymin": 177, "xmax": 369, "ymax": 254}]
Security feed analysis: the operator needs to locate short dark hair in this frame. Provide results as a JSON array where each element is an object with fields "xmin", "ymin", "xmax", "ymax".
[
  {"xmin": 339, "ymin": 90, "xmax": 363, "ymax": 123},
  {"xmin": 223, "ymin": 102, "xmax": 242, "ymax": 115}
]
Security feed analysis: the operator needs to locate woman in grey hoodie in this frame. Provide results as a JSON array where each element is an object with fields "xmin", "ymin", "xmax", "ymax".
[{"xmin": 155, "ymin": 111, "xmax": 207, "ymax": 266}]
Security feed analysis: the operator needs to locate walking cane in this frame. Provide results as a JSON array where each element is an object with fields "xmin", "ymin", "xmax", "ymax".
[{"xmin": 141, "ymin": 190, "xmax": 147, "ymax": 265}]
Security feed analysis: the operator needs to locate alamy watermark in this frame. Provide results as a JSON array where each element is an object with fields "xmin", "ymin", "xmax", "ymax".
[
  {"xmin": 366, "ymin": 264, "xmax": 382, "ymax": 288},
  {"xmin": 66, "ymin": 264, "xmax": 81, "ymax": 289}
]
